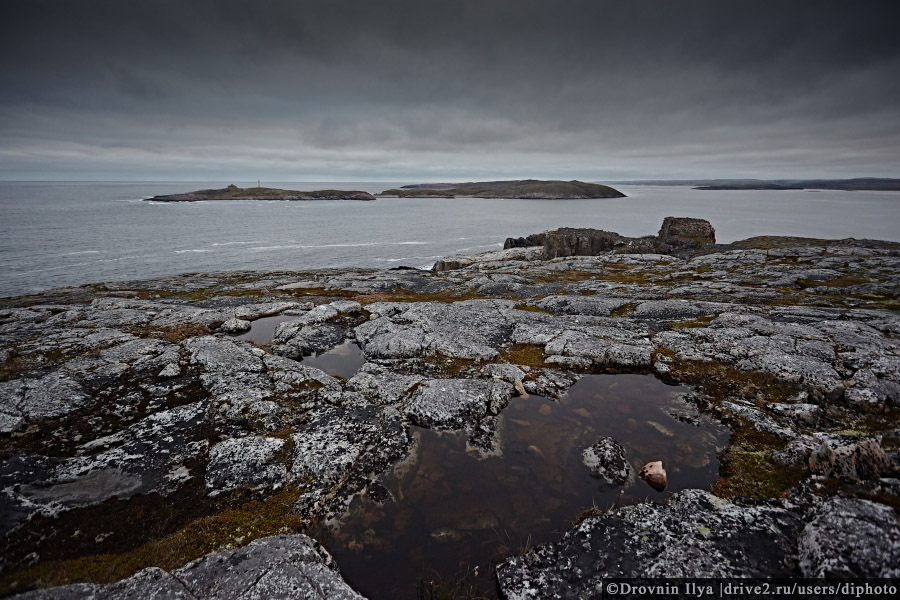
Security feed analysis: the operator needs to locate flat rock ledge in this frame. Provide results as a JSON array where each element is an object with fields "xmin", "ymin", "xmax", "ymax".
[{"xmin": 14, "ymin": 535, "xmax": 363, "ymax": 600}]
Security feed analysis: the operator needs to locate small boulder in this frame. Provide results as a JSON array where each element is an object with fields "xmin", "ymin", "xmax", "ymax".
[
  {"xmin": 581, "ymin": 437, "xmax": 634, "ymax": 486},
  {"xmin": 219, "ymin": 317, "xmax": 251, "ymax": 333},
  {"xmin": 808, "ymin": 436, "xmax": 888, "ymax": 482},
  {"xmin": 639, "ymin": 460, "xmax": 667, "ymax": 491}
]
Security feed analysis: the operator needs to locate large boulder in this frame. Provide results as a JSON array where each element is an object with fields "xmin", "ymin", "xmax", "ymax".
[
  {"xmin": 542, "ymin": 228, "xmax": 624, "ymax": 259},
  {"xmin": 658, "ymin": 217, "xmax": 716, "ymax": 245}
]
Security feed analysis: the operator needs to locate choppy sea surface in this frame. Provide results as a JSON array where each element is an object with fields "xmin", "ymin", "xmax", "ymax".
[{"xmin": 1, "ymin": 181, "xmax": 898, "ymax": 298}]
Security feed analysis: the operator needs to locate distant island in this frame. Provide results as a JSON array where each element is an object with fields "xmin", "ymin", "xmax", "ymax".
[
  {"xmin": 610, "ymin": 177, "xmax": 900, "ymax": 191},
  {"xmin": 146, "ymin": 184, "xmax": 376, "ymax": 202},
  {"xmin": 377, "ymin": 179, "xmax": 626, "ymax": 199}
]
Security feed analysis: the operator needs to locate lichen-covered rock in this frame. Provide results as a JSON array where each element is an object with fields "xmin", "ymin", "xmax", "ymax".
[
  {"xmin": 808, "ymin": 435, "xmax": 889, "ymax": 482},
  {"xmin": 497, "ymin": 490, "xmax": 804, "ymax": 598},
  {"xmin": 0, "ymin": 372, "xmax": 91, "ymax": 432},
  {"xmin": 2, "ymin": 402, "xmax": 208, "ymax": 533},
  {"xmin": 14, "ymin": 535, "xmax": 364, "ymax": 599},
  {"xmin": 581, "ymin": 437, "xmax": 633, "ymax": 486},
  {"xmin": 799, "ymin": 498, "xmax": 900, "ymax": 577},
  {"xmin": 205, "ymin": 436, "xmax": 286, "ymax": 496},
  {"xmin": 404, "ymin": 378, "xmax": 512, "ymax": 430},
  {"xmin": 218, "ymin": 317, "xmax": 251, "ymax": 333},
  {"xmin": 290, "ymin": 405, "xmax": 410, "ymax": 521}
]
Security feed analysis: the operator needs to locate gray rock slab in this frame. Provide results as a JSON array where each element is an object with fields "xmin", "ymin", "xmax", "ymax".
[
  {"xmin": 14, "ymin": 535, "xmax": 363, "ymax": 600},
  {"xmin": 497, "ymin": 490, "xmax": 803, "ymax": 598},
  {"xmin": 799, "ymin": 498, "xmax": 900, "ymax": 577},
  {"xmin": 404, "ymin": 378, "xmax": 512, "ymax": 430},
  {"xmin": 205, "ymin": 436, "xmax": 287, "ymax": 496}
]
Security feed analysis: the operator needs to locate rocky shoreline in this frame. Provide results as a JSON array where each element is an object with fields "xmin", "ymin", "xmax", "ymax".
[{"xmin": 2, "ymin": 218, "xmax": 899, "ymax": 598}]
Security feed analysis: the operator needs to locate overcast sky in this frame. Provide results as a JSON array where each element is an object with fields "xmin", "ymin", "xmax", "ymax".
[{"xmin": 2, "ymin": 0, "xmax": 898, "ymax": 181}]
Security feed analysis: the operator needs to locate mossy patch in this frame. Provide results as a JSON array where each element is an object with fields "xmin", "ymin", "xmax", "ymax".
[
  {"xmin": 670, "ymin": 315, "xmax": 718, "ymax": 329},
  {"xmin": 423, "ymin": 353, "xmax": 478, "ymax": 377},
  {"xmin": 128, "ymin": 323, "xmax": 212, "ymax": 343},
  {"xmin": 667, "ymin": 358, "xmax": 799, "ymax": 404},
  {"xmin": 531, "ymin": 270, "xmax": 598, "ymax": 284},
  {"xmin": 1, "ymin": 486, "xmax": 305, "ymax": 595},
  {"xmin": 355, "ymin": 287, "xmax": 486, "ymax": 304},
  {"xmin": 497, "ymin": 344, "xmax": 547, "ymax": 369},
  {"xmin": 710, "ymin": 418, "xmax": 806, "ymax": 499},
  {"xmin": 513, "ymin": 303, "xmax": 553, "ymax": 314},
  {"xmin": 609, "ymin": 302, "xmax": 636, "ymax": 317},
  {"xmin": 797, "ymin": 275, "xmax": 872, "ymax": 289}
]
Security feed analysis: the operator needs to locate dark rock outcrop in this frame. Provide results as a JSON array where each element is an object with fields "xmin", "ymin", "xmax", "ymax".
[
  {"xmin": 542, "ymin": 228, "xmax": 627, "ymax": 259},
  {"xmin": 495, "ymin": 217, "xmax": 717, "ymax": 263},
  {"xmin": 658, "ymin": 216, "xmax": 717, "ymax": 245},
  {"xmin": 503, "ymin": 232, "xmax": 548, "ymax": 249}
]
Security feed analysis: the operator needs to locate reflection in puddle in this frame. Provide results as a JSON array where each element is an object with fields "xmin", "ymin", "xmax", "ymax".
[
  {"xmin": 300, "ymin": 341, "xmax": 367, "ymax": 379},
  {"xmin": 232, "ymin": 314, "xmax": 300, "ymax": 343},
  {"xmin": 232, "ymin": 315, "xmax": 365, "ymax": 379},
  {"xmin": 325, "ymin": 374, "xmax": 728, "ymax": 599}
]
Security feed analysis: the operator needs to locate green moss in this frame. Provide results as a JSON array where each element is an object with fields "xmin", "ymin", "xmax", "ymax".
[
  {"xmin": 797, "ymin": 275, "xmax": 872, "ymax": 289},
  {"xmin": 710, "ymin": 419, "xmax": 806, "ymax": 499},
  {"xmin": 128, "ymin": 323, "xmax": 212, "ymax": 343},
  {"xmin": 667, "ymin": 358, "xmax": 799, "ymax": 404},
  {"xmin": 670, "ymin": 315, "xmax": 718, "ymax": 329},
  {"xmin": 1, "ymin": 486, "xmax": 305, "ymax": 595},
  {"xmin": 609, "ymin": 303, "xmax": 636, "ymax": 317},
  {"xmin": 355, "ymin": 287, "xmax": 486, "ymax": 304},
  {"xmin": 424, "ymin": 353, "xmax": 477, "ymax": 377},
  {"xmin": 577, "ymin": 289, "xmax": 596, "ymax": 296},
  {"xmin": 531, "ymin": 270, "xmax": 598, "ymax": 284},
  {"xmin": 497, "ymin": 344, "xmax": 547, "ymax": 368},
  {"xmin": 513, "ymin": 303, "xmax": 553, "ymax": 314}
]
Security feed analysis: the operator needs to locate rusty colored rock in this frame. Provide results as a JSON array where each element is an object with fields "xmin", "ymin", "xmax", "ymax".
[{"xmin": 639, "ymin": 460, "xmax": 667, "ymax": 491}]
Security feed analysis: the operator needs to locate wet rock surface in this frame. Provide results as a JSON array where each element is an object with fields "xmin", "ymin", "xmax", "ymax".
[
  {"xmin": 16, "ymin": 534, "xmax": 364, "ymax": 599},
  {"xmin": 2, "ymin": 222, "xmax": 899, "ymax": 597}
]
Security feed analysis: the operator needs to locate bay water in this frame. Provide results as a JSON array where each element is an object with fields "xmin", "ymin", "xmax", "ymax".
[{"xmin": 1, "ymin": 181, "xmax": 898, "ymax": 298}]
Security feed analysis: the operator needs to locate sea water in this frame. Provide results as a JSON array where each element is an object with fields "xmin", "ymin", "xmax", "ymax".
[{"xmin": 1, "ymin": 181, "xmax": 898, "ymax": 297}]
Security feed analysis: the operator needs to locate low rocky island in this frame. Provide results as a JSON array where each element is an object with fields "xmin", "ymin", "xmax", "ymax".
[
  {"xmin": 146, "ymin": 184, "xmax": 376, "ymax": 202},
  {"xmin": 2, "ymin": 218, "xmax": 899, "ymax": 598},
  {"xmin": 378, "ymin": 179, "xmax": 626, "ymax": 199},
  {"xmin": 692, "ymin": 177, "xmax": 900, "ymax": 191}
]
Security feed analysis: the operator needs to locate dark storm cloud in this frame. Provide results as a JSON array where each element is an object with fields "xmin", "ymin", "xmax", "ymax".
[{"xmin": 1, "ymin": 0, "xmax": 899, "ymax": 180}]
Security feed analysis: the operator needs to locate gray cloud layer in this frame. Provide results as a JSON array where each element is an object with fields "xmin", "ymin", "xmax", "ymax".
[{"xmin": 2, "ymin": 0, "xmax": 899, "ymax": 180}]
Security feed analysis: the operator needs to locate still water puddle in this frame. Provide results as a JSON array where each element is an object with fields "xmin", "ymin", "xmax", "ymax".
[
  {"xmin": 233, "ymin": 316, "xmax": 366, "ymax": 379},
  {"xmin": 324, "ymin": 374, "xmax": 728, "ymax": 599},
  {"xmin": 300, "ymin": 340, "xmax": 367, "ymax": 379},
  {"xmin": 233, "ymin": 314, "xmax": 299, "ymax": 343}
]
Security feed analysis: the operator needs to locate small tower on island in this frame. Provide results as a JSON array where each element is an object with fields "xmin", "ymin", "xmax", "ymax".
[{"xmin": 258, "ymin": 180, "xmax": 261, "ymax": 189}]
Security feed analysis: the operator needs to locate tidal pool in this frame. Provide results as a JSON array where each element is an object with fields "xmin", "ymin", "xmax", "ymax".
[
  {"xmin": 233, "ymin": 316, "xmax": 366, "ymax": 378},
  {"xmin": 300, "ymin": 340, "xmax": 367, "ymax": 379},
  {"xmin": 232, "ymin": 314, "xmax": 300, "ymax": 343},
  {"xmin": 324, "ymin": 373, "xmax": 729, "ymax": 599}
]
